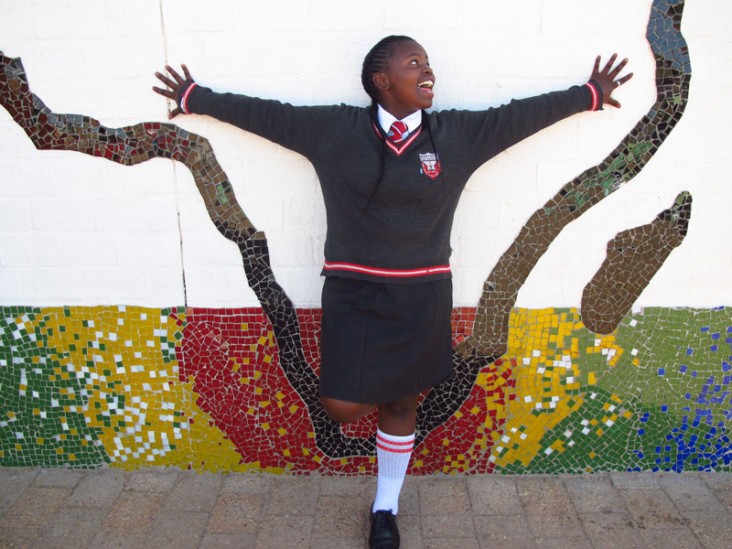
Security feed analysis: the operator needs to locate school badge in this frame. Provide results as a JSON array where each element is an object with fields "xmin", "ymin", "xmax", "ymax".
[{"xmin": 419, "ymin": 152, "xmax": 441, "ymax": 180}]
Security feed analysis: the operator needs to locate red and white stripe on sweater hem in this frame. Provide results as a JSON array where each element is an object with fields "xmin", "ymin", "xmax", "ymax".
[
  {"xmin": 180, "ymin": 82, "xmax": 198, "ymax": 114},
  {"xmin": 323, "ymin": 261, "xmax": 451, "ymax": 278},
  {"xmin": 585, "ymin": 81, "xmax": 600, "ymax": 112},
  {"xmin": 376, "ymin": 432, "xmax": 415, "ymax": 454}
]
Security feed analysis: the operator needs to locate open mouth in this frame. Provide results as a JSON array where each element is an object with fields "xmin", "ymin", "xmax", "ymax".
[{"xmin": 418, "ymin": 80, "xmax": 435, "ymax": 98}]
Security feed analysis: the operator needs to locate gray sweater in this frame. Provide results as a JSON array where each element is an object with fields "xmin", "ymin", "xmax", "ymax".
[{"xmin": 183, "ymin": 82, "xmax": 599, "ymax": 283}]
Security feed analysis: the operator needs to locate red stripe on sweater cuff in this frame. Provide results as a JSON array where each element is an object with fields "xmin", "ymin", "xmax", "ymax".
[
  {"xmin": 585, "ymin": 82, "xmax": 600, "ymax": 111},
  {"xmin": 180, "ymin": 82, "xmax": 198, "ymax": 114}
]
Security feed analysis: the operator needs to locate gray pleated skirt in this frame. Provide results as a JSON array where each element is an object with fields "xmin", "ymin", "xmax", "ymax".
[{"xmin": 319, "ymin": 276, "xmax": 454, "ymax": 403}]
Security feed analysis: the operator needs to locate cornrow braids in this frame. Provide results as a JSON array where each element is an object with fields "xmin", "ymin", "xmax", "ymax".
[{"xmin": 361, "ymin": 35, "xmax": 415, "ymax": 105}]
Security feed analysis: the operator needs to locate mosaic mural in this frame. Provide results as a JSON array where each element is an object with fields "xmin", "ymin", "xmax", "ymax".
[
  {"xmin": 1, "ymin": 306, "xmax": 730, "ymax": 473},
  {"xmin": 2, "ymin": 0, "xmax": 728, "ymax": 474}
]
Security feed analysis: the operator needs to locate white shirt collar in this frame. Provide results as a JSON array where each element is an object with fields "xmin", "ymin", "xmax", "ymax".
[{"xmin": 377, "ymin": 104, "xmax": 422, "ymax": 136}]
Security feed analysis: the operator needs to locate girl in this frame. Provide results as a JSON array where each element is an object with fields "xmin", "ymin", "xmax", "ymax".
[{"xmin": 154, "ymin": 35, "xmax": 631, "ymax": 548}]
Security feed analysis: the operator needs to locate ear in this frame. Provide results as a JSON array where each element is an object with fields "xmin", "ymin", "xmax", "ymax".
[{"xmin": 373, "ymin": 72, "xmax": 390, "ymax": 91}]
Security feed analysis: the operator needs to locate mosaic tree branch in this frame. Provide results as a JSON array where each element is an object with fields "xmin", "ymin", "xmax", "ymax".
[
  {"xmin": 0, "ymin": 52, "xmax": 372, "ymax": 459},
  {"xmin": 415, "ymin": 0, "xmax": 692, "ymax": 440},
  {"xmin": 463, "ymin": 0, "xmax": 691, "ymax": 359},
  {"xmin": 581, "ymin": 191, "xmax": 692, "ymax": 335}
]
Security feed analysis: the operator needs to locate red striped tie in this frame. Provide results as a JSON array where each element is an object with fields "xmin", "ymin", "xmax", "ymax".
[{"xmin": 388, "ymin": 121, "xmax": 408, "ymax": 144}]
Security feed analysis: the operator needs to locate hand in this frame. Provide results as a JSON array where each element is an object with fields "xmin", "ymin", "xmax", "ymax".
[
  {"xmin": 590, "ymin": 54, "xmax": 633, "ymax": 109},
  {"xmin": 153, "ymin": 64, "xmax": 194, "ymax": 119}
]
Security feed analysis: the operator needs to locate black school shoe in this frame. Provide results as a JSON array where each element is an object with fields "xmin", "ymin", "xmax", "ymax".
[{"xmin": 369, "ymin": 509, "xmax": 400, "ymax": 548}]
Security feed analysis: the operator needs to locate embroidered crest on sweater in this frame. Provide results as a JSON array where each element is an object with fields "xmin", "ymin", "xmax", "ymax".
[{"xmin": 419, "ymin": 152, "xmax": 441, "ymax": 180}]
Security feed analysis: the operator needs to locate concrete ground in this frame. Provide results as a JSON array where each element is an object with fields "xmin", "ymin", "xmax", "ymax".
[{"xmin": 1, "ymin": 468, "xmax": 731, "ymax": 548}]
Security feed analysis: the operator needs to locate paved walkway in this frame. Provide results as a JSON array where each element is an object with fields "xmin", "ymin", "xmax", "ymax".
[{"xmin": 0, "ymin": 467, "xmax": 731, "ymax": 548}]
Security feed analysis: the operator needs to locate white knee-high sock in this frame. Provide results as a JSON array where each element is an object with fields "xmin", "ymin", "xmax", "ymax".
[{"xmin": 372, "ymin": 428, "xmax": 415, "ymax": 515}]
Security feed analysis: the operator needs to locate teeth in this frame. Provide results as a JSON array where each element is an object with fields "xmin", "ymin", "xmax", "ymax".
[{"xmin": 419, "ymin": 81, "xmax": 433, "ymax": 89}]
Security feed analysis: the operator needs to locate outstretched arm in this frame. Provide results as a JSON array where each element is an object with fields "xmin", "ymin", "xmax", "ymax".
[
  {"xmin": 152, "ymin": 64, "xmax": 195, "ymax": 119},
  {"xmin": 590, "ymin": 54, "xmax": 633, "ymax": 109}
]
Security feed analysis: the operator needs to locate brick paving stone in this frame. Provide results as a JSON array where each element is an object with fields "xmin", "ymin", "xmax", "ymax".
[
  {"xmin": 265, "ymin": 475, "xmax": 321, "ymax": 517},
  {"xmin": 395, "ymin": 513, "xmax": 422, "ymax": 549},
  {"xmin": 2, "ymin": 468, "xmax": 732, "ymax": 548},
  {"xmin": 619, "ymin": 488, "xmax": 687, "ymax": 529},
  {"xmin": 578, "ymin": 511, "xmax": 645, "ymax": 549},
  {"xmin": 533, "ymin": 537, "xmax": 594, "ymax": 549},
  {"xmin": 421, "ymin": 513, "xmax": 477, "ymax": 539},
  {"xmin": 207, "ymin": 491, "xmax": 265, "ymax": 535},
  {"xmin": 0, "ymin": 486, "xmax": 71, "ymax": 528},
  {"xmin": 397, "ymin": 476, "xmax": 421, "ymax": 516},
  {"xmin": 312, "ymin": 494, "xmax": 369, "ymax": 539},
  {"xmin": 65, "ymin": 470, "xmax": 126, "ymax": 509},
  {"xmin": 704, "ymin": 474, "xmax": 732, "ymax": 510},
  {"xmin": 90, "ymin": 530, "xmax": 149, "ymax": 549},
  {"xmin": 126, "ymin": 468, "xmax": 179, "ymax": 493},
  {"xmin": 32, "ymin": 468, "xmax": 80, "ymax": 488},
  {"xmin": 319, "ymin": 474, "xmax": 372, "ymax": 497},
  {"xmin": 477, "ymin": 535, "xmax": 537, "ymax": 549},
  {"xmin": 311, "ymin": 539, "xmax": 365, "ymax": 549},
  {"xmin": 199, "ymin": 532, "xmax": 257, "ymax": 548},
  {"xmin": 611, "ymin": 471, "xmax": 662, "ymax": 489},
  {"xmin": 705, "ymin": 473, "xmax": 732, "ymax": 512},
  {"xmin": 467, "ymin": 475, "xmax": 522, "ymax": 515},
  {"xmin": 102, "ymin": 490, "xmax": 164, "ymax": 534},
  {"xmin": 0, "ymin": 468, "xmax": 37, "ymax": 518},
  {"xmin": 221, "ymin": 472, "xmax": 273, "ymax": 494},
  {"xmin": 563, "ymin": 473, "xmax": 626, "ymax": 514},
  {"xmin": 420, "ymin": 476, "xmax": 471, "ymax": 515},
  {"xmin": 638, "ymin": 527, "xmax": 702, "ymax": 548},
  {"xmin": 254, "ymin": 514, "xmax": 314, "ymax": 548},
  {"xmin": 473, "ymin": 514, "xmax": 531, "ymax": 542},
  {"xmin": 421, "ymin": 538, "xmax": 480, "ymax": 549},
  {"xmin": 660, "ymin": 473, "xmax": 725, "ymax": 512},
  {"xmin": 0, "ymin": 526, "xmax": 42, "ymax": 549},
  {"xmin": 38, "ymin": 507, "xmax": 106, "ymax": 548},
  {"xmin": 516, "ymin": 476, "xmax": 585, "ymax": 538},
  {"xmin": 145, "ymin": 510, "xmax": 209, "ymax": 549},
  {"xmin": 162, "ymin": 471, "xmax": 222, "ymax": 513},
  {"xmin": 681, "ymin": 510, "xmax": 732, "ymax": 549}
]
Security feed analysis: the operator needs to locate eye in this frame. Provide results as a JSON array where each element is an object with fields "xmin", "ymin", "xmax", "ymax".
[{"xmin": 410, "ymin": 59, "xmax": 419, "ymax": 65}]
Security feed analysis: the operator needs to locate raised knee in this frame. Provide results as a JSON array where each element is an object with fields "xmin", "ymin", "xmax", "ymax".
[{"xmin": 321, "ymin": 397, "xmax": 375, "ymax": 424}]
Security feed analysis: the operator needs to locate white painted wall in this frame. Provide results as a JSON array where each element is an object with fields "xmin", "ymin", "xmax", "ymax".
[{"xmin": 0, "ymin": 0, "xmax": 729, "ymax": 308}]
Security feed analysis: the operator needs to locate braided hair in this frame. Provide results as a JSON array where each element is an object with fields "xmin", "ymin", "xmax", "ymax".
[{"xmin": 361, "ymin": 35, "xmax": 415, "ymax": 105}]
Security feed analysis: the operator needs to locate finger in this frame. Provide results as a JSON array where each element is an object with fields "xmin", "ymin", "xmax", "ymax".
[
  {"xmin": 593, "ymin": 55, "xmax": 601, "ymax": 74},
  {"xmin": 601, "ymin": 53, "xmax": 619, "ymax": 74},
  {"xmin": 609, "ymin": 57, "xmax": 629, "ymax": 79},
  {"xmin": 164, "ymin": 65, "xmax": 187, "ymax": 86},
  {"xmin": 168, "ymin": 107, "xmax": 182, "ymax": 119},
  {"xmin": 152, "ymin": 85, "xmax": 175, "ymax": 99},
  {"xmin": 182, "ymin": 64, "xmax": 192, "ymax": 81},
  {"xmin": 606, "ymin": 97, "xmax": 621, "ymax": 109},
  {"xmin": 611, "ymin": 73, "xmax": 634, "ymax": 90},
  {"xmin": 154, "ymin": 71, "xmax": 178, "ymax": 90}
]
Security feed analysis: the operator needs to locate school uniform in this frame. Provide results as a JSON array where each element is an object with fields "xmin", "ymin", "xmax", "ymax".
[{"xmin": 179, "ymin": 80, "xmax": 602, "ymax": 403}]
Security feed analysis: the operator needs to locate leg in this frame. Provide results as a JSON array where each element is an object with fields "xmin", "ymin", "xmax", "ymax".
[
  {"xmin": 369, "ymin": 395, "xmax": 418, "ymax": 548},
  {"xmin": 372, "ymin": 394, "xmax": 418, "ymax": 514},
  {"xmin": 320, "ymin": 396, "xmax": 376, "ymax": 424},
  {"xmin": 377, "ymin": 395, "xmax": 419, "ymax": 435}
]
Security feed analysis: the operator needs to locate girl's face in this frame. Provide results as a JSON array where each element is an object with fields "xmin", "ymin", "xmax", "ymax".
[{"xmin": 375, "ymin": 40, "xmax": 435, "ymax": 119}]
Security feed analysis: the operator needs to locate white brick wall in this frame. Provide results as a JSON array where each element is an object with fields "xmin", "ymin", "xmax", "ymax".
[{"xmin": 0, "ymin": 0, "xmax": 730, "ymax": 308}]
